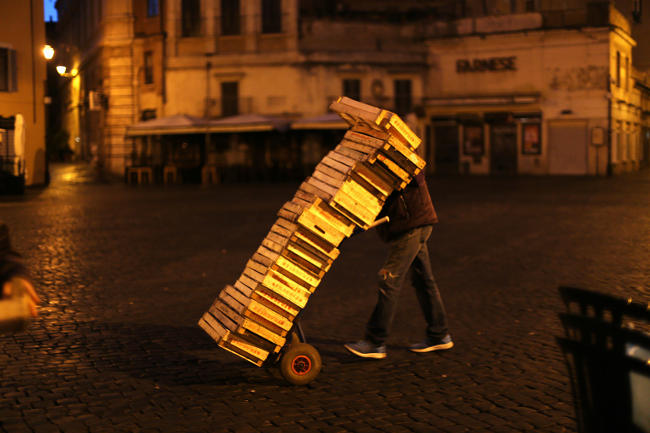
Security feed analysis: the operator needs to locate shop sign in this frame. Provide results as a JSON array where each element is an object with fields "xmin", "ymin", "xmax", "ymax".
[{"xmin": 456, "ymin": 56, "xmax": 517, "ymax": 73}]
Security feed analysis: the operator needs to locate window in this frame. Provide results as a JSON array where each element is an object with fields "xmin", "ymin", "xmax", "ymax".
[
  {"xmin": 462, "ymin": 124, "xmax": 484, "ymax": 156},
  {"xmin": 342, "ymin": 79, "xmax": 360, "ymax": 101},
  {"xmin": 393, "ymin": 79, "xmax": 412, "ymax": 116},
  {"xmin": 616, "ymin": 51, "xmax": 621, "ymax": 87},
  {"xmin": 144, "ymin": 51, "xmax": 154, "ymax": 84},
  {"xmin": 625, "ymin": 56, "xmax": 629, "ymax": 91},
  {"xmin": 0, "ymin": 47, "xmax": 17, "ymax": 92},
  {"xmin": 221, "ymin": 81, "xmax": 238, "ymax": 116},
  {"xmin": 262, "ymin": 0, "xmax": 282, "ymax": 34},
  {"xmin": 182, "ymin": 0, "xmax": 201, "ymax": 37},
  {"xmin": 525, "ymin": 0, "xmax": 536, "ymax": 12},
  {"xmin": 147, "ymin": 0, "xmax": 159, "ymax": 17},
  {"xmin": 221, "ymin": 0, "xmax": 240, "ymax": 35},
  {"xmin": 141, "ymin": 109, "xmax": 156, "ymax": 121}
]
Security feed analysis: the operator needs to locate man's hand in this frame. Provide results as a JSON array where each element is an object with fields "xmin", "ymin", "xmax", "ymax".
[{"xmin": 2, "ymin": 277, "xmax": 40, "ymax": 317}]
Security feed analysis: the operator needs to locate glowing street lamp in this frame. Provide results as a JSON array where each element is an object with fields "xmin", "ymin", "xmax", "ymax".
[
  {"xmin": 56, "ymin": 65, "xmax": 67, "ymax": 76},
  {"xmin": 42, "ymin": 44, "xmax": 55, "ymax": 60}
]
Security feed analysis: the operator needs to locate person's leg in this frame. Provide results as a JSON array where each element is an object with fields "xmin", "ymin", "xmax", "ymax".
[
  {"xmin": 364, "ymin": 227, "xmax": 424, "ymax": 346},
  {"xmin": 411, "ymin": 226, "xmax": 449, "ymax": 341},
  {"xmin": 408, "ymin": 226, "xmax": 453, "ymax": 352}
]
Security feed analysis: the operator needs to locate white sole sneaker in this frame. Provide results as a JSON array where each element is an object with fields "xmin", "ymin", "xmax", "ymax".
[
  {"xmin": 344, "ymin": 344, "xmax": 387, "ymax": 359},
  {"xmin": 409, "ymin": 341, "xmax": 454, "ymax": 353}
]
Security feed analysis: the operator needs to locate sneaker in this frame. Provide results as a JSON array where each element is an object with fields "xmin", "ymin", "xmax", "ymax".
[
  {"xmin": 409, "ymin": 335, "xmax": 454, "ymax": 353},
  {"xmin": 344, "ymin": 340, "xmax": 387, "ymax": 359}
]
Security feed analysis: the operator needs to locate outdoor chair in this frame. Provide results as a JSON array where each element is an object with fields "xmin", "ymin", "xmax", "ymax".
[{"xmin": 557, "ymin": 286, "xmax": 650, "ymax": 433}]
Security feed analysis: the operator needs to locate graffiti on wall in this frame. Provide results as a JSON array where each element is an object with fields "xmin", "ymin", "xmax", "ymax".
[{"xmin": 548, "ymin": 66, "xmax": 608, "ymax": 91}]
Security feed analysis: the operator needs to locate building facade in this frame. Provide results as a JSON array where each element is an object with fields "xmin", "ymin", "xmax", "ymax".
[
  {"xmin": 54, "ymin": 0, "xmax": 649, "ymax": 181},
  {"xmin": 0, "ymin": 0, "xmax": 47, "ymax": 189},
  {"xmin": 422, "ymin": 3, "xmax": 648, "ymax": 175}
]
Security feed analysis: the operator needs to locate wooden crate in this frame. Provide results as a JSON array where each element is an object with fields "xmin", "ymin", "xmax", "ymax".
[{"xmin": 200, "ymin": 96, "xmax": 428, "ymax": 366}]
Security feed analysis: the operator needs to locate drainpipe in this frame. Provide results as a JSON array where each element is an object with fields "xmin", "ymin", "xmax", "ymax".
[
  {"xmin": 161, "ymin": 0, "xmax": 167, "ymax": 107},
  {"xmin": 607, "ymin": 75, "xmax": 612, "ymax": 176}
]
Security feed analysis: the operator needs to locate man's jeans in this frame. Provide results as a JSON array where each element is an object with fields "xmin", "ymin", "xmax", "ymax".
[{"xmin": 365, "ymin": 225, "xmax": 449, "ymax": 346}]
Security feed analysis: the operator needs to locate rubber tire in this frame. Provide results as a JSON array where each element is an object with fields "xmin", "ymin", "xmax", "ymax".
[{"xmin": 279, "ymin": 343, "xmax": 321, "ymax": 386}]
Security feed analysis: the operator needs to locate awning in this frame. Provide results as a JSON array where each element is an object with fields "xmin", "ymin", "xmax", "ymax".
[
  {"xmin": 125, "ymin": 114, "xmax": 291, "ymax": 137},
  {"xmin": 290, "ymin": 113, "xmax": 348, "ymax": 130},
  {"xmin": 207, "ymin": 114, "xmax": 290, "ymax": 133},
  {"xmin": 126, "ymin": 114, "xmax": 208, "ymax": 136}
]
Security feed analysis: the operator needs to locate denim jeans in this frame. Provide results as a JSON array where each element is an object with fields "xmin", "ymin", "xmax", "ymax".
[{"xmin": 365, "ymin": 225, "xmax": 449, "ymax": 345}]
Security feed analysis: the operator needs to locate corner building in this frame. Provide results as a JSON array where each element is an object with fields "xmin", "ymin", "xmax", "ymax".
[
  {"xmin": 422, "ymin": 3, "xmax": 648, "ymax": 176},
  {"xmin": 53, "ymin": 0, "xmax": 649, "ymax": 181}
]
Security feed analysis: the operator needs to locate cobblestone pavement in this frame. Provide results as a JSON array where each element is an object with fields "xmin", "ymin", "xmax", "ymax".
[{"xmin": 1, "ymin": 162, "xmax": 649, "ymax": 433}]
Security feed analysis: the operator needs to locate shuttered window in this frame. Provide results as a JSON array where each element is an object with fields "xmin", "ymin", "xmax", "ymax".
[
  {"xmin": 0, "ymin": 47, "xmax": 17, "ymax": 92},
  {"xmin": 221, "ymin": 0, "xmax": 240, "ymax": 35}
]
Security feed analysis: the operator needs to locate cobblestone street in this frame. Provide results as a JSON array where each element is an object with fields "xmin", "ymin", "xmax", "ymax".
[{"xmin": 1, "ymin": 162, "xmax": 649, "ymax": 433}]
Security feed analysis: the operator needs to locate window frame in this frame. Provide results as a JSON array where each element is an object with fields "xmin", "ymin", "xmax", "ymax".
[
  {"xmin": 221, "ymin": 81, "xmax": 239, "ymax": 117},
  {"xmin": 221, "ymin": 0, "xmax": 241, "ymax": 35},
  {"xmin": 261, "ymin": 0, "xmax": 282, "ymax": 34},
  {"xmin": 181, "ymin": 0, "xmax": 201, "ymax": 37},
  {"xmin": 0, "ymin": 47, "xmax": 17, "ymax": 93},
  {"xmin": 393, "ymin": 79, "xmax": 412, "ymax": 116},
  {"xmin": 147, "ymin": 0, "xmax": 159, "ymax": 17},
  {"xmin": 342, "ymin": 78, "xmax": 361, "ymax": 102},
  {"xmin": 144, "ymin": 50, "xmax": 154, "ymax": 85}
]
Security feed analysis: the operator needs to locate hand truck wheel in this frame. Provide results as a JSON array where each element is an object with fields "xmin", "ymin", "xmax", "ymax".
[{"xmin": 279, "ymin": 342, "xmax": 321, "ymax": 386}]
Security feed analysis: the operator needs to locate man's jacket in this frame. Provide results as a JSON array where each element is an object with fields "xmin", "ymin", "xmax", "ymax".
[{"xmin": 376, "ymin": 173, "xmax": 438, "ymax": 241}]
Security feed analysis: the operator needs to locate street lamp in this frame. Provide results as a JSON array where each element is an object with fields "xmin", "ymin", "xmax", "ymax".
[
  {"xmin": 56, "ymin": 65, "xmax": 77, "ymax": 78},
  {"xmin": 42, "ymin": 44, "xmax": 54, "ymax": 60}
]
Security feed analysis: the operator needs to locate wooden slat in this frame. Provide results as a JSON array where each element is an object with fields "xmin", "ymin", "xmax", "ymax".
[
  {"xmin": 353, "ymin": 162, "xmax": 395, "ymax": 197},
  {"xmin": 331, "ymin": 190, "xmax": 377, "ymax": 226},
  {"xmin": 299, "ymin": 179, "xmax": 334, "ymax": 201},
  {"xmin": 320, "ymin": 154, "xmax": 352, "ymax": 175},
  {"xmin": 314, "ymin": 163, "xmax": 347, "ymax": 181},
  {"xmin": 245, "ymin": 299, "xmax": 293, "ymax": 331},
  {"xmin": 375, "ymin": 153, "xmax": 411, "ymax": 183},
  {"xmin": 220, "ymin": 335, "xmax": 268, "ymax": 364},
  {"xmin": 296, "ymin": 205, "xmax": 346, "ymax": 246},
  {"xmin": 233, "ymin": 280, "xmax": 254, "ymax": 297},
  {"xmin": 199, "ymin": 315, "xmax": 226, "ymax": 341},
  {"xmin": 344, "ymin": 130, "xmax": 385, "ymax": 149},
  {"xmin": 246, "ymin": 259, "xmax": 269, "ymax": 276},
  {"xmin": 240, "ymin": 316, "xmax": 286, "ymax": 347},
  {"xmin": 387, "ymin": 135, "xmax": 425, "ymax": 169},
  {"xmin": 251, "ymin": 251, "xmax": 274, "ymax": 267},
  {"xmin": 306, "ymin": 176, "xmax": 339, "ymax": 198},
  {"xmin": 282, "ymin": 247, "xmax": 324, "ymax": 278},
  {"xmin": 310, "ymin": 199, "xmax": 356, "ymax": 236},
  {"xmin": 262, "ymin": 271, "xmax": 311, "ymax": 307},
  {"xmin": 326, "ymin": 150, "xmax": 356, "ymax": 168},
  {"xmin": 242, "ymin": 265, "xmax": 265, "ymax": 283},
  {"xmin": 274, "ymin": 255, "xmax": 321, "ymax": 288},
  {"xmin": 293, "ymin": 228, "xmax": 340, "ymax": 260},
  {"xmin": 333, "ymin": 146, "xmax": 368, "ymax": 162},
  {"xmin": 269, "ymin": 222, "xmax": 293, "ymax": 239},
  {"xmin": 351, "ymin": 122, "xmax": 390, "ymax": 141},
  {"xmin": 338, "ymin": 138, "xmax": 375, "ymax": 155},
  {"xmin": 252, "ymin": 287, "xmax": 300, "ymax": 318},
  {"xmin": 379, "ymin": 112, "xmax": 422, "ymax": 149}
]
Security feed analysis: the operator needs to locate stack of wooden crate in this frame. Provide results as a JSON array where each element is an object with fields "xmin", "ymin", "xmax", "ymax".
[{"xmin": 199, "ymin": 97, "xmax": 426, "ymax": 366}]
